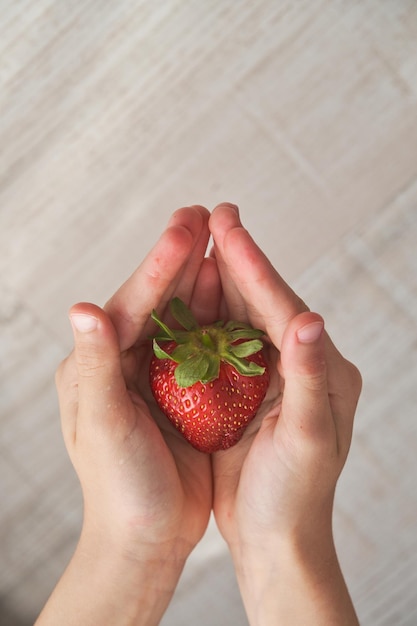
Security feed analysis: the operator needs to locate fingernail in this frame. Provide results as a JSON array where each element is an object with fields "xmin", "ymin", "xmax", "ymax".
[
  {"xmin": 70, "ymin": 314, "xmax": 98, "ymax": 333},
  {"xmin": 223, "ymin": 202, "xmax": 240, "ymax": 215},
  {"xmin": 297, "ymin": 321, "xmax": 324, "ymax": 344},
  {"xmin": 214, "ymin": 202, "xmax": 239, "ymax": 216}
]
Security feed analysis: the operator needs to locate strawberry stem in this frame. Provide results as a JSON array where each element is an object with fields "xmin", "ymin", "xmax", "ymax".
[{"xmin": 201, "ymin": 332, "xmax": 215, "ymax": 350}]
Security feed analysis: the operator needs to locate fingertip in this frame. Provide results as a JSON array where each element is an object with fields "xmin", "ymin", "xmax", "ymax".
[
  {"xmin": 280, "ymin": 312, "xmax": 327, "ymax": 379},
  {"xmin": 70, "ymin": 313, "xmax": 98, "ymax": 334},
  {"xmin": 209, "ymin": 202, "xmax": 242, "ymax": 236},
  {"xmin": 168, "ymin": 205, "xmax": 209, "ymax": 236},
  {"xmin": 190, "ymin": 204, "xmax": 211, "ymax": 221},
  {"xmin": 163, "ymin": 223, "xmax": 195, "ymax": 254},
  {"xmin": 283, "ymin": 312, "xmax": 324, "ymax": 341},
  {"xmin": 69, "ymin": 303, "xmax": 104, "ymax": 335},
  {"xmin": 210, "ymin": 207, "xmax": 248, "ymax": 265},
  {"xmin": 212, "ymin": 201, "xmax": 240, "ymax": 214},
  {"xmin": 68, "ymin": 303, "xmax": 119, "ymax": 349},
  {"xmin": 296, "ymin": 316, "xmax": 324, "ymax": 344},
  {"xmin": 69, "ymin": 301, "xmax": 103, "ymax": 318}
]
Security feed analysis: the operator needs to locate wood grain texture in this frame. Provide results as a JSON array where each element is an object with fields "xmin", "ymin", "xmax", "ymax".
[{"xmin": 1, "ymin": 1, "xmax": 416, "ymax": 624}]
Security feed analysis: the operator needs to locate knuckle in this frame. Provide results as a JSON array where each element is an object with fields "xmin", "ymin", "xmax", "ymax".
[
  {"xmin": 289, "ymin": 369, "xmax": 327, "ymax": 396},
  {"xmin": 302, "ymin": 368, "xmax": 328, "ymax": 393},
  {"xmin": 343, "ymin": 358, "xmax": 363, "ymax": 397},
  {"xmin": 295, "ymin": 354, "xmax": 327, "ymax": 392},
  {"xmin": 75, "ymin": 347, "xmax": 107, "ymax": 378}
]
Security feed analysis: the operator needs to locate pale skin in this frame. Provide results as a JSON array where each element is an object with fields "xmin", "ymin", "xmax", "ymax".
[{"xmin": 36, "ymin": 203, "xmax": 362, "ymax": 626}]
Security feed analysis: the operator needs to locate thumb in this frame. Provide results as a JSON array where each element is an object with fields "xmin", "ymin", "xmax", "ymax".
[
  {"xmin": 278, "ymin": 312, "xmax": 333, "ymax": 443},
  {"xmin": 69, "ymin": 303, "xmax": 127, "ymax": 419}
]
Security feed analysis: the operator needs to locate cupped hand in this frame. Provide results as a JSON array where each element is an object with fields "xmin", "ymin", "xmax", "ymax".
[
  {"xmin": 56, "ymin": 206, "xmax": 219, "ymax": 561},
  {"xmin": 208, "ymin": 204, "xmax": 362, "ymax": 548}
]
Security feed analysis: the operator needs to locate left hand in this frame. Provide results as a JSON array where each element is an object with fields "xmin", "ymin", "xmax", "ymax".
[
  {"xmin": 57, "ymin": 206, "xmax": 218, "ymax": 561},
  {"xmin": 38, "ymin": 206, "xmax": 224, "ymax": 626}
]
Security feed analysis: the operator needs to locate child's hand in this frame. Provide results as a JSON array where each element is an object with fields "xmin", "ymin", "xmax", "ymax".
[
  {"xmin": 43, "ymin": 206, "xmax": 217, "ymax": 625},
  {"xmin": 209, "ymin": 204, "xmax": 361, "ymax": 625}
]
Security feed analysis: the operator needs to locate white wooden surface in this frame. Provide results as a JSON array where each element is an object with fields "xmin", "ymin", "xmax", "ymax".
[{"xmin": 1, "ymin": 1, "xmax": 417, "ymax": 624}]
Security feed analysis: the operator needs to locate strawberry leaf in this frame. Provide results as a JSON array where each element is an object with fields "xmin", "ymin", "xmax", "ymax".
[
  {"xmin": 153, "ymin": 339, "xmax": 180, "ymax": 361},
  {"xmin": 171, "ymin": 343, "xmax": 197, "ymax": 363},
  {"xmin": 151, "ymin": 310, "xmax": 177, "ymax": 340},
  {"xmin": 228, "ymin": 328, "xmax": 265, "ymax": 341},
  {"xmin": 224, "ymin": 320, "xmax": 253, "ymax": 331},
  {"xmin": 201, "ymin": 355, "xmax": 220, "ymax": 383},
  {"xmin": 170, "ymin": 297, "xmax": 199, "ymax": 331},
  {"xmin": 224, "ymin": 353, "xmax": 266, "ymax": 377},
  {"xmin": 229, "ymin": 339, "xmax": 263, "ymax": 358},
  {"xmin": 175, "ymin": 352, "xmax": 211, "ymax": 387}
]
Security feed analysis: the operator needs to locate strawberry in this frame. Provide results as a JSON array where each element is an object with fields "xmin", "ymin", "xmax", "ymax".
[{"xmin": 149, "ymin": 297, "xmax": 270, "ymax": 453}]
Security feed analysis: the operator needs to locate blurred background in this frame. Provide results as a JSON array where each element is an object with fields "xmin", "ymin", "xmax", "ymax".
[{"xmin": 1, "ymin": 1, "xmax": 416, "ymax": 624}]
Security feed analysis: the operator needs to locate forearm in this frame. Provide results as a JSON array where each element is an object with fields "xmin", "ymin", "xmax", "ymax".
[
  {"xmin": 231, "ymin": 528, "xmax": 359, "ymax": 626},
  {"xmin": 36, "ymin": 527, "xmax": 186, "ymax": 626}
]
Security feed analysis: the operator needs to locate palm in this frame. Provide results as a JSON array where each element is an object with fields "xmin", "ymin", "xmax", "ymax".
[
  {"xmin": 211, "ymin": 341, "xmax": 284, "ymax": 540},
  {"xmin": 124, "ymin": 337, "xmax": 212, "ymax": 546},
  {"xmin": 101, "ymin": 206, "xmax": 217, "ymax": 547}
]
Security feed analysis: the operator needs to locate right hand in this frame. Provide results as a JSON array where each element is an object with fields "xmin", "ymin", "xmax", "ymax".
[{"xmin": 208, "ymin": 203, "xmax": 362, "ymax": 625}]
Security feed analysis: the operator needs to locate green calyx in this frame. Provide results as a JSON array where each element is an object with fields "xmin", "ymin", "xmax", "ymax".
[{"xmin": 151, "ymin": 297, "xmax": 266, "ymax": 388}]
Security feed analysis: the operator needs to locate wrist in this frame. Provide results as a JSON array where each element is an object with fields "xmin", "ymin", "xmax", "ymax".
[
  {"xmin": 79, "ymin": 523, "xmax": 187, "ymax": 617},
  {"xmin": 229, "ymin": 523, "xmax": 358, "ymax": 626},
  {"xmin": 37, "ymin": 523, "xmax": 188, "ymax": 626}
]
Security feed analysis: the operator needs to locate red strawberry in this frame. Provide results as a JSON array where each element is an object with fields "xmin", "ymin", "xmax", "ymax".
[{"xmin": 149, "ymin": 297, "xmax": 270, "ymax": 453}]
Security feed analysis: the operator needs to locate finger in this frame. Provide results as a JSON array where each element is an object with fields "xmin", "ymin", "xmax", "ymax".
[
  {"xmin": 170, "ymin": 205, "xmax": 211, "ymax": 306},
  {"xmin": 211, "ymin": 204, "xmax": 360, "ymax": 418},
  {"xmin": 277, "ymin": 312, "xmax": 335, "ymax": 447},
  {"xmin": 189, "ymin": 256, "xmax": 222, "ymax": 324},
  {"xmin": 209, "ymin": 203, "xmax": 249, "ymax": 321},
  {"xmin": 210, "ymin": 204, "xmax": 308, "ymax": 349},
  {"xmin": 105, "ymin": 206, "xmax": 206, "ymax": 351},
  {"xmin": 69, "ymin": 303, "xmax": 130, "ymax": 433}
]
